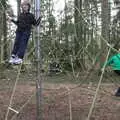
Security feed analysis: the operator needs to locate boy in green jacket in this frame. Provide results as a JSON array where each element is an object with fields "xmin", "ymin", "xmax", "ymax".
[{"xmin": 103, "ymin": 52, "xmax": 120, "ymax": 96}]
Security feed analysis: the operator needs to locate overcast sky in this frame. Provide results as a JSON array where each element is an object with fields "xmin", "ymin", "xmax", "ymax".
[
  {"xmin": 8, "ymin": 0, "xmax": 117, "ymax": 18},
  {"xmin": 8, "ymin": 0, "xmax": 65, "ymax": 16}
]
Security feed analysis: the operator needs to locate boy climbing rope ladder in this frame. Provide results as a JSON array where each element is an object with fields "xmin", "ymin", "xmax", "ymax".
[{"xmin": 8, "ymin": 1, "xmax": 40, "ymax": 64}]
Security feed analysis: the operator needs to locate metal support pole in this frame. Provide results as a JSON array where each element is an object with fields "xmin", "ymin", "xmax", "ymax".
[{"xmin": 35, "ymin": 0, "xmax": 43, "ymax": 120}]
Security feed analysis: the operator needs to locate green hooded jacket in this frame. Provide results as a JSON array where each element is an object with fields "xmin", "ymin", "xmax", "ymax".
[{"xmin": 105, "ymin": 54, "xmax": 120, "ymax": 70}]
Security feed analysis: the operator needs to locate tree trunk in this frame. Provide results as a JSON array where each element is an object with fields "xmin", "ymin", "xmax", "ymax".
[
  {"xmin": 74, "ymin": 0, "xmax": 85, "ymax": 70},
  {"xmin": 0, "ymin": 12, "xmax": 3, "ymax": 63},
  {"xmin": 100, "ymin": 0, "xmax": 111, "ymax": 67},
  {"xmin": 64, "ymin": 0, "xmax": 69, "ymax": 54},
  {"xmin": 101, "ymin": 0, "xmax": 110, "ymax": 47},
  {"xmin": 3, "ymin": 1, "xmax": 8, "ymax": 60}
]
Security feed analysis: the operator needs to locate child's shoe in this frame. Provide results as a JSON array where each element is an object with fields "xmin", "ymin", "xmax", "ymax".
[
  {"xmin": 115, "ymin": 87, "xmax": 120, "ymax": 97},
  {"xmin": 9, "ymin": 54, "xmax": 16, "ymax": 64},
  {"xmin": 14, "ymin": 57, "xmax": 23, "ymax": 64}
]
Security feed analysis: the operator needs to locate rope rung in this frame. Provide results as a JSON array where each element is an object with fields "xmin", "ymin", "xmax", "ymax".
[{"xmin": 8, "ymin": 107, "xmax": 19, "ymax": 114}]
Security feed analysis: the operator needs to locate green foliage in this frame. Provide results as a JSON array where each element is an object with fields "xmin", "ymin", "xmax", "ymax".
[
  {"xmin": 32, "ymin": 0, "xmax": 106, "ymax": 71},
  {"xmin": 3, "ymin": 0, "xmax": 120, "ymax": 72}
]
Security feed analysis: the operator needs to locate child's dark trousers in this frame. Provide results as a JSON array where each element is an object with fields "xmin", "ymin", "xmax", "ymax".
[
  {"xmin": 12, "ymin": 31, "xmax": 30, "ymax": 59},
  {"xmin": 114, "ymin": 70, "xmax": 120, "ymax": 96}
]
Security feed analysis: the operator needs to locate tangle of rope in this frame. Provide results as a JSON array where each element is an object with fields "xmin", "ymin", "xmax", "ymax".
[
  {"xmin": 86, "ymin": 47, "xmax": 111, "ymax": 120},
  {"xmin": 5, "ymin": 64, "xmax": 22, "ymax": 120}
]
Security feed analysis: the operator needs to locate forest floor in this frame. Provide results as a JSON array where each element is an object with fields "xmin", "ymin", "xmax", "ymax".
[{"xmin": 0, "ymin": 65, "xmax": 120, "ymax": 120}]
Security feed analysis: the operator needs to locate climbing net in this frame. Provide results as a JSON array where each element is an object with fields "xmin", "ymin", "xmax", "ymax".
[{"xmin": 0, "ymin": 0, "xmax": 120, "ymax": 120}]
